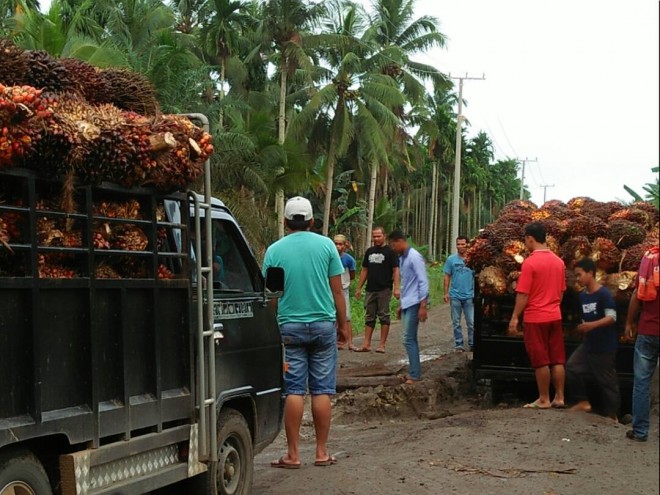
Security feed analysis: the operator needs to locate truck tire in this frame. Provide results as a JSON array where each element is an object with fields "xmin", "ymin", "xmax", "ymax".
[
  {"xmin": 214, "ymin": 409, "xmax": 253, "ymax": 495},
  {"xmin": 0, "ymin": 449, "xmax": 53, "ymax": 495}
]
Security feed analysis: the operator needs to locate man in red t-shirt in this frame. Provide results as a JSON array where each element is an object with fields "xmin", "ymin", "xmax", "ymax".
[
  {"xmin": 624, "ymin": 247, "xmax": 659, "ymax": 442},
  {"xmin": 508, "ymin": 222, "xmax": 567, "ymax": 409}
]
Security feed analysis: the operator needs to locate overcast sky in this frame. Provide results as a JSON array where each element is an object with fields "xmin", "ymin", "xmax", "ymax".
[
  {"xmin": 38, "ymin": 0, "xmax": 658, "ymax": 206},
  {"xmin": 358, "ymin": 0, "xmax": 659, "ymax": 206}
]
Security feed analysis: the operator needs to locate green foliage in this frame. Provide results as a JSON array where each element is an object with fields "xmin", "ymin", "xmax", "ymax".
[{"xmin": 625, "ymin": 166, "xmax": 659, "ymax": 208}]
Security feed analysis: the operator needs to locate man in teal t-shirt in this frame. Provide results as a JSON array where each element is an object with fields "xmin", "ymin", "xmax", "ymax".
[
  {"xmin": 443, "ymin": 236, "xmax": 475, "ymax": 351},
  {"xmin": 262, "ymin": 196, "xmax": 346, "ymax": 469}
]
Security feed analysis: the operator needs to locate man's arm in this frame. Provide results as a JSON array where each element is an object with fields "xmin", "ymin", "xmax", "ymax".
[
  {"xmin": 393, "ymin": 266, "xmax": 401, "ymax": 299},
  {"xmin": 625, "ymin": 289, "xmax": 641, "ymax": 340},
  {"xmin": 349, "ymin": 269, "xmax": 356, "ymax": 281},
  {"xmin": 415, "ymin": 256, "xmax": 430, "ymax": 321},
  {"xmin": 508, "ymin": 293, "xmax": 529, "ymax": 336},
  {"xmin": 355, "ymin": 267, "xmax": 368, "ymax": 298},
  {"xmin": 330, "ymin": 275, "xmax": 347, "ymax": 341},
  {"xmin": 443, "ymin": 273, "xmax": 451, "ymax": 303}
]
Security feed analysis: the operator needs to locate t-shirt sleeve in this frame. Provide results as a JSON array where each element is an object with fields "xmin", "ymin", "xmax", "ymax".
[
  {"xmin": 516, "ymin": 261, "xmax": 533, "ymax": 294},
  {"xmin": 443, "ymin": 255, "xmax": 453, "ymax": 275},
  {"xmin": 600, "ymin": 287, "xmax": 617, "ymax": 319},
  {"xmin": 262, "ymin": 249, "xmax": 272, "ymax": 277},
  {"xmin": 388, "ymin": 248, "xmax": 399, "ymax": 269},
  {"xmin": 362, "ymin": 250, "xmax": 370, "ymax": 268},
  {"xmin": 328, "ymin": 244, "xmax": 345, "ymax": 277}
]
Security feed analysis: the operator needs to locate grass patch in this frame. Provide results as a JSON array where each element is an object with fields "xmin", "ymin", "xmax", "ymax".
[{"xmin": 348, "ymin": 263, "xmax": 445, "ymax": 336}]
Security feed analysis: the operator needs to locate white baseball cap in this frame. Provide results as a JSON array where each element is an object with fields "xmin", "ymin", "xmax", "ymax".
[{"xmin": 284, "ymin": 196, "xmax": 313, "ymax": 221}]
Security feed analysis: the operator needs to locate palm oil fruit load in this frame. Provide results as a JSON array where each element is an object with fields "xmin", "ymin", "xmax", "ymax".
[
  {"xmin": 0, "ymin": 38, "xmax": 213, "ymax": 189},
  {"xmin": 0, "ymin": 38, "xmax": 213, "ymax": 278},
  {"xmin": 466, "ymin": 198, "xmax": 659, "ymax": 304}
]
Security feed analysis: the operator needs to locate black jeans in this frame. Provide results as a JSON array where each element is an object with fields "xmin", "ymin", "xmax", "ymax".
[{"xmin": 566, "ymin": 343, "xmax": 620, "ymax": 416}]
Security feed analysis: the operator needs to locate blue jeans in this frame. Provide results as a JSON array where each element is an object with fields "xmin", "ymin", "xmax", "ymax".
[
  {"xmin": 632, "ymin": 334, "xmax": 660, "ymax": 438},
  {"xmin": 450, "ymin": 298, "xmax": 474, "ymax": 349},
  {"xmin": 402, "ymin": 304, "xmax": 421, "ymax": 380},
  {"xmin": 279, "ymin": 321, "xmax": 338, "ymax": 396}
]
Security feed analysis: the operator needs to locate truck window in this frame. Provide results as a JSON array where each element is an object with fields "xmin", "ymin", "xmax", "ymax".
[{"xmin": 211, "ymin": 219, "xmax": 255, "ymax": 293}]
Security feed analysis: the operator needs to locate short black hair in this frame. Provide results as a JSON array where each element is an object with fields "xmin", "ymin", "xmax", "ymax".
[
  {"xmin": 456, "ymin": 235, "xmax": 469, "ymax": 243},
  {"xmin": 373, "ymin": 226, "xmax": 385, "ymax": 235},
  {"xmin": 388, "ymin": 229, "xmax": 406, "ymax": 241},
  {"xmin": 574, "ymin": 257, "xmax": 596, "ymax": 274},
  {"xmin": 524, "ymin": 222, "xmax": 546, "ymax": 243},
  {"xmin": 285, "ymin": 218, "xmax": 311, "ymax": 232}
]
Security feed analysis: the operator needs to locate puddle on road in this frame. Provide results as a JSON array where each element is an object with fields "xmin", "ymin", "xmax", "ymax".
[{"xmin": 397, "ymin": 346, "xmax": 446, "ymax": 366}]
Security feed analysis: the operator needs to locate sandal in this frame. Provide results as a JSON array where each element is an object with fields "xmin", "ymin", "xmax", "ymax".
[
  {"xmin": 314, "ymin": 456, "xmax": 337, "ymax": 466},
  {"xmin": 353, "ymin": 347, "xmax": 371, "ymax": 352},
  {"xmin": 271, "ymin": 456, "xmax": 301, "ymax": 469},
  {"xmin": 375, "ymin": 347, "xmax": 386, "ymax": 353}
]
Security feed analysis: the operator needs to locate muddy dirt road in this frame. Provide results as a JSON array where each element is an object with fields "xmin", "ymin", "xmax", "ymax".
[{"xmin": 252, "ymin": 303, "xmax": 659, "ymax": 495}]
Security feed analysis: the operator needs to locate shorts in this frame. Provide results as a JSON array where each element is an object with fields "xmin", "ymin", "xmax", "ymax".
[
  {"xmin": 523, "ymin": 320, "xmax": 566, "ymax": 368},
  {"xmin": 279, "ymin": 321, "xmax": 337, "ymax": 396},
  {"xmin": 365, "ymin": 289, "xmax": 392, "ymax": 327},
  {"xmin": 343, "ymin": 288, "xmax": 351, "ymax": 322}
]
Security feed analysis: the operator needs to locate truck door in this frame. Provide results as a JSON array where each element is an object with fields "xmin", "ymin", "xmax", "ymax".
[{"xmin": 209, "ymin": 215, "xmax": 283, "ymax": 446}]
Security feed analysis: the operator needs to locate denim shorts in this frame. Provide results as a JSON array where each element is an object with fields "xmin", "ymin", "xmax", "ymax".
[{"xmin": 279, "ymin": 321, "xmax": 337, "ymax": 396}]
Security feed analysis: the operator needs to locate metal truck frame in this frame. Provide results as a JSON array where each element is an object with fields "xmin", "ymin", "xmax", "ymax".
[{"xmin": 0, "ymin": 115, "xmax": 284, "ymax": 495}]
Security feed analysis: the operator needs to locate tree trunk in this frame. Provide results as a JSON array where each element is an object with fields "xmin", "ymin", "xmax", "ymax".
[
  {"xmin": 365, "ymin": 160, "xmax": 378, "ymax": 251},
  {"xmin": 219, "ymin": 57, "xmax": 226, "ymax": 130},
  {"xmin": 428, "ymin": 162, "xmax": 437, "ymax": 261},
  {"xmin": 322, "ymin": 136, "xmax": 338, "ymax": 236},
  {"xmin": 276, "ymin": 63, "xmax": 288, "ymax": 238}
]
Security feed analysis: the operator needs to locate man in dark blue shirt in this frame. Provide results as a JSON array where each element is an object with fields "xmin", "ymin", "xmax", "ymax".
[{"xmin": 566, "ymin": 258, "xmax": 620, "ymax": 420}]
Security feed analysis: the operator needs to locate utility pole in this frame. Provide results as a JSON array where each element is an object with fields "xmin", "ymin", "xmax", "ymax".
[
  {"xmin": 518, "ymin": 157, "xmax": 537, "ymax": 200},
  {"xmin": 449, "ymin": 73, "xmax": 485, "ymax": 254},
  {"xmin": 540, "ymin": 184, "xmax": 555, "ymax": 204}
]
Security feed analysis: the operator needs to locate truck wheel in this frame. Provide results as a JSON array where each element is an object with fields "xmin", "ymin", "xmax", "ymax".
[
  {"xmin": 214, "ymin": 409, "xmax": 253, "ymax": 495},
  {"xmin": 0, "ymin": 450, "xmax": 53, "ymax": 495}
]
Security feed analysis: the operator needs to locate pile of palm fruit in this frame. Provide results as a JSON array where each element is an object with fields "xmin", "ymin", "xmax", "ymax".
[
  {"xmin": 466, "ymin": 198, "xmax": 659, "ymax": 306},
  {"xmin": 0, "ymin": 39, "xmax": 213, "ymax": 190},
  {"xmin": 0, "ymin": 39, "xmax": 211, "ymax": 278}
]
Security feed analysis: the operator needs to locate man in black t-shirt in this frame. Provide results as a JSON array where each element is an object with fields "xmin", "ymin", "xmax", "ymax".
[{"xmin": 355, "ymin": 227, "xmax": 400, "ymax": 352}]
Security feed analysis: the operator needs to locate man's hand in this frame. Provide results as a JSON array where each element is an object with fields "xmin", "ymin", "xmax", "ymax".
[
  {"xmin": 418, "ymin": 305, "xmax": 428, "ymax": 322},
  {"xmin": 577, "ymin": 322, "xmax": 593, "ymax": 333},
  {"xmin": 443, "ymin": 294, "xmax": 449, "ymax": 304},
  {"xmin": 507, "ymin": 316, "xmax": 520, "ymax": 337},
  {"xmin": 624, "ymin": 322, "xmax": 635, "ymax": 342},
  {"xmin": 355, "ymin": 288, "xmax": 362, "ymax": 299},
  {"xmin": 393, "ymin": 288, "xmax": 401, "ymax": 300}
]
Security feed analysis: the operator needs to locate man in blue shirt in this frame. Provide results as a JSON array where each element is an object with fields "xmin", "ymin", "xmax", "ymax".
[
  {"xmin": 263, "ymin": 197, "xmax": 346, "ymax": 468},
  {"xmin": 567, "ymin": 258, "xmax": 620, "ymax": 420},
  {"xmin": 443, "ymin": 236, "xmax": 474, "ymax": 351},
  {"xmin": 334, "ymin": 234, "xmax": 357, "ymax": 350},
  {"xmin": 389, "ymin": 230, "xmax": 429, "ymax": 384}
]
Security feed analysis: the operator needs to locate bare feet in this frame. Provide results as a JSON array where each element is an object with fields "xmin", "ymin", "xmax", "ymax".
[{"xmin": 569, "ymin": 401, "xmax": 592, "ymax": 413}]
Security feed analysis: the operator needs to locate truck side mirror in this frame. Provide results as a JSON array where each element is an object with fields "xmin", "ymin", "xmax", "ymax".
[{"xmin": 265, "ymin": 267, "xmax": 285, "ymax": 293}]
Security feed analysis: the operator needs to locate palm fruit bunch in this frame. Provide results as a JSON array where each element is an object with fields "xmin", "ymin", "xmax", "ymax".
[
  {"xmin": 607, "ymin": 219, "xmax": 646, "ymax": 249},
  {"xmin": 560, "ymin": 236, "xmax": 592, "ymax": 269},
  {"xmin": 112, "ymin": 225, "xmax": 149, "ymax": 251},
  {"xmin": 0, "ymin": 84, "xmax": 54, "ymax": 168},
  {"xmin": 95, "ymin": 262, "xmax": 122, "ymax": 279},
  {"xmin": 95, "ymin": 68, "xmax": 159, "ymax": 115},
  {"xmin": 609, "ymin": 207, "xmax": 653, "ymax": 230},
  {"xmin": 467, "ymin": 198, "xmax": 659, "ymax": 304},
  {"xmin": 0, "ymin": 214, "xmax": 10, "ymax": 251},
  {"xmin": 93, "ymin": 199, "xmax": 142, "ymax": 219},
  {"xmin": 590, "ymin": 238, "xmax": 621, "ymax": 272},
  {"xmin": 37, "ymin": 254, "xmax": 77, "ymax": 278},
  {"xmin": 24, "ymin": 50, "xmax": 76, "ymax": 93},
  {"xmin": 59, "ymin": 58, "xmax": 112, "ymax": 105},
  {"xmin": 0, "ymin": 39, "xmax": 28, "ymax": 85},
  {"xmin": 158, "ymin": 264, "xmax": 175, "ymax": 280},
  {"xmin": 477, "ymin": 266, "xmax": 507, "ymax": 296}
]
